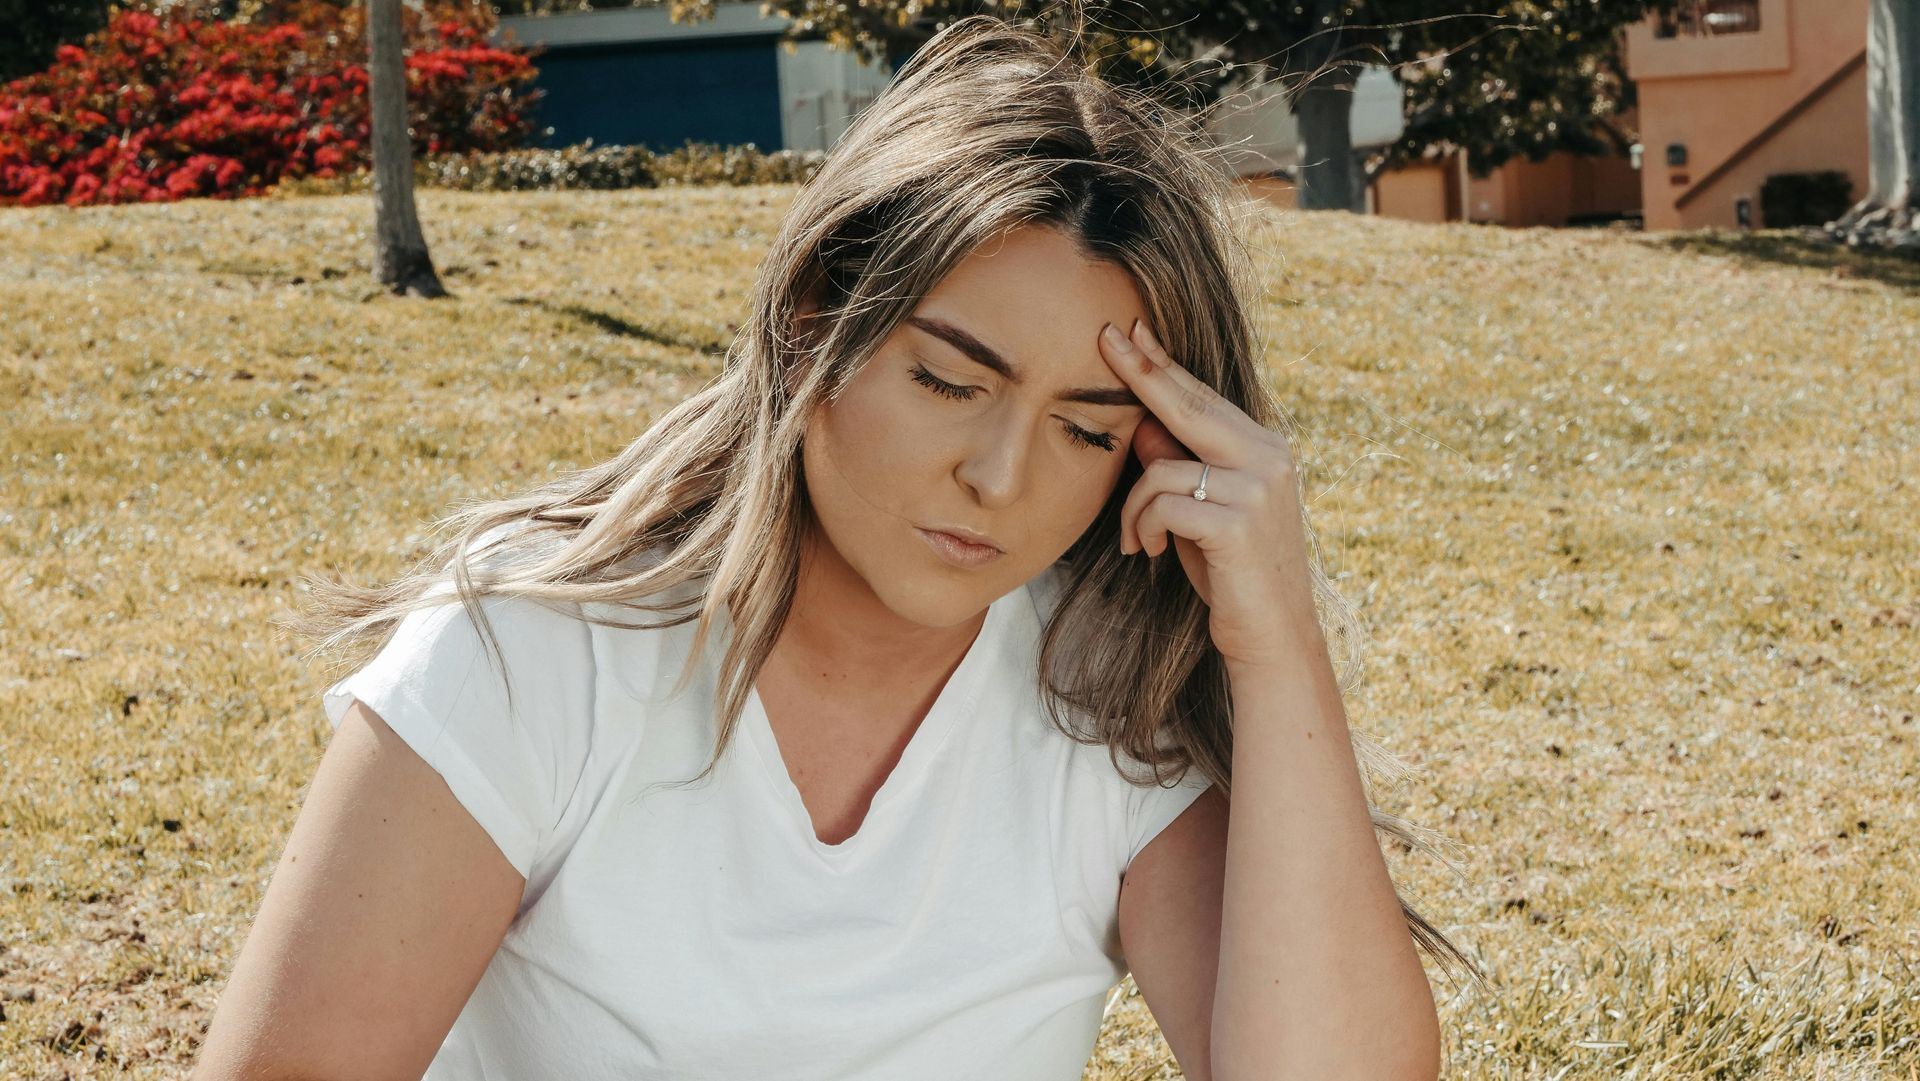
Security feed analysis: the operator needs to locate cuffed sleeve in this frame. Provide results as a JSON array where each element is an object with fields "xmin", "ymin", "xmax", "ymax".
[
  {"xmin": 321, "ymin": 585, "xmax": 595, "ymax": 880},
  {"xmin": 1122, "ymin": 764, "xmax": 1212, "ymax": 875}
]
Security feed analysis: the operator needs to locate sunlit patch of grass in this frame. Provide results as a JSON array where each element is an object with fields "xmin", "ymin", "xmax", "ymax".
[{"xmin": 2, "ymin": 190, "xmax": 1915, "ymax": 1078}]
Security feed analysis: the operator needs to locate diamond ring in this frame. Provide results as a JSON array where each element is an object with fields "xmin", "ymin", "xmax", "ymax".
[{"xmin": 1192, "ymin": 463, "xmax": 1210, "ymax": 502}]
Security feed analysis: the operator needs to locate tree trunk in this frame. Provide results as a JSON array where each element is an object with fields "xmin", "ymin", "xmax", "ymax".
[
  {"xmin": 1286, "ymin": 0, "xmax": 1364, "ymax": 213},
  {"xmin": 368, "ymin": 0, "xmax": 447, "ymax": 298},
  {"xmin": 1294, "ymin": 76, "xmax": 1363, "ymax": 211},
  {"xmin": 1828, "ymin": 0, "xmax": 1919, "ymax": 248}
]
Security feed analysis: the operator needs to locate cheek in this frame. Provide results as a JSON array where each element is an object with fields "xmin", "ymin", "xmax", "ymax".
[
  {"xmin": 803, "ymin": 372, "xmax": 939, "ymax": 519},
  {"xmin": 1034, "ymin": 451, "xmax": 1128, "ymax": 537},
  {"xmin": 821, "ymin": 366, "xmax": 977, "ymax": 472},
  {"xmin": 820, "ymin": 375, "xmax": 906, "ymax": 458}
]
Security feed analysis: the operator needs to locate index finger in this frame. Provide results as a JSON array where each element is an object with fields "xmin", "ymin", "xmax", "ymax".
[{"xmin": 1098, "ymin": 319, "xmax": 1264, "ymax": 468}]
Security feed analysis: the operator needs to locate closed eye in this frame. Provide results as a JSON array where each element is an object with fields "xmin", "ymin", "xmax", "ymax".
[
  {"xmin": 908, "ymin": 363, "xmax": 1117, "ymax": 453},
  {"xmin": 909, "ymin": 362, "xmax": 976, "ymax": 402}
]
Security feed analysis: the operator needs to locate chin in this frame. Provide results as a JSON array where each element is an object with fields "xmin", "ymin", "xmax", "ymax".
[
  {"xmin": 887, "ymin": 579, "xmax": 986, "ymax": 628},
  {"xmin": 860, "ymin": 558, "xmax": 995, "ymax": 627}
]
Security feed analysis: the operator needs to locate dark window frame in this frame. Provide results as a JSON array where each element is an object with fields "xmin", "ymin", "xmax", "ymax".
[{"xmin": 1654, "ymin": 0, "xmax": 1763, "ymax": 39}]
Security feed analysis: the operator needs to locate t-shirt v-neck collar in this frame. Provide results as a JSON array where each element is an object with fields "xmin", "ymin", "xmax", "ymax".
[{"xmin": 739, "ymin": 586, "xmax": 1020, "ymax": 869}]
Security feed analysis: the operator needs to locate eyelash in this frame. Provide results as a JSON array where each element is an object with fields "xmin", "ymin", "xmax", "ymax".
[{"xmin": 908, "ymin": 363, "xmax": 1118, "ymax": 453}]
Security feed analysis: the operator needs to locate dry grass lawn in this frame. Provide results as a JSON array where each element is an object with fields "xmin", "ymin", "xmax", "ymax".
[{"xmin": 2, "ymin": 186, "xmax": 1917, "ymax": 1079}]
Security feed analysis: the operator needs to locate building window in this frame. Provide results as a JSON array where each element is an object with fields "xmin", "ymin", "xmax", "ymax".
[{"xmin": 1654, "ymin": 0, "xmax": 1762, "ymax": 38}]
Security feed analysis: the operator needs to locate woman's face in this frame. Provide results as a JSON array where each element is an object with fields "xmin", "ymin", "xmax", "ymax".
[{"xmin": 801, "ymin": 222, "xmax": 1152, "ymax": 628}]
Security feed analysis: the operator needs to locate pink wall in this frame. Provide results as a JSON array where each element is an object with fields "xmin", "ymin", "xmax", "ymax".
[
  {"xmin": 1457, "ymin": 150, "xmax": 1641, "ymax": 227},
  {"xmin": 1238, "ymin": 174, "xmax": 1298, "ymax": 212},
  {"xmin": 1628, "ymin": 0, "xmax": 1870, "ymax": 230},
  {"xmin": 1479, "ymin": 153, "xmax": 1641, "ymax": 227},
  {"xmin": 1236, "ymin": 148, "xmax": 1638, "ymax": 229},
  {"xmin": 1376, "ymin": 161, "xmax": 1454, "ymax": 223}
]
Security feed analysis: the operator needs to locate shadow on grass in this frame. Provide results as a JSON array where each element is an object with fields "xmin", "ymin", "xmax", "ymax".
[
  {"xmin": 506, "ymin": 297, "xmax": 728, "ymax": 355},
  {"xmin": 1646, "ymin": 229, "xmax": 1920, "ymax": 296}
]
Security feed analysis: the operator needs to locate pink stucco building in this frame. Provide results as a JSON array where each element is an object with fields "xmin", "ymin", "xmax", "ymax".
[
  {"xmin": 1242, "ymin": 0, "xmax": 1873, "ymax": 232},
  {"xmin": 1625, "ymin": 0, "xmax": 1870, "ymax": 230}
]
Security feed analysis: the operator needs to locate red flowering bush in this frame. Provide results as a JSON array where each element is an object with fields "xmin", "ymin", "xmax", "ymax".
[{"xmin": 0, "ymin": 2, "xmax": 538, "ymax": 207}]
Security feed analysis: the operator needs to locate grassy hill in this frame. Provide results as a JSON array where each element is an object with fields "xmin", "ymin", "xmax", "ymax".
[{"xmin": 2, "ymin": 187, "xmax": 1916, "ymax": 1078}]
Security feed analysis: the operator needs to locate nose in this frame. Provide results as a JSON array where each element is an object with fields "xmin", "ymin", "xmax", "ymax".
[{"xmin": 952, "ymin": 406, "xmax": 1032, "ymax": 512}]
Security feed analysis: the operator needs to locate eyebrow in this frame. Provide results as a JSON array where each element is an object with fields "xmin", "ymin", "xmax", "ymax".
[{"xmin": 904, "ymin": 314, "xmax": 1144, "ymax": 408}]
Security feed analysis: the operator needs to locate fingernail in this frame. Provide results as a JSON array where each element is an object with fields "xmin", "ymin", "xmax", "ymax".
[{"xmin": 1102, "ymin": 323, "xmax": 1130, "ymax": 350}]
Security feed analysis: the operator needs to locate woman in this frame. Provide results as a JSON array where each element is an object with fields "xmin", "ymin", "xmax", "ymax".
[{"xmin": 192, "ymin": 13, "xmax": 1480, "ymax": 1081}]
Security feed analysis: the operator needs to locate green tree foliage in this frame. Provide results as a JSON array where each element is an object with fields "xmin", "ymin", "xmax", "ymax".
[
  {"xmin": 1385, "ymin": 0, "xmax": 1680, "ymax": 178},
  {"xmin": 654, "ymin": 0, "xmax": 1677, "ymax": 208}
]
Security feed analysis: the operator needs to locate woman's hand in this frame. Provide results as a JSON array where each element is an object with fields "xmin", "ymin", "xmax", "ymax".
[{"xmin": 1097, "ymin": 318, "xmax": 1322, "ymax": 668}]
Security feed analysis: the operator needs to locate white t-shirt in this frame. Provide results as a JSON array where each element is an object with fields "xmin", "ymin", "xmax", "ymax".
[{"xmin": 321, "ymin": 543, "xmax": 1213, "ymax": 1081}]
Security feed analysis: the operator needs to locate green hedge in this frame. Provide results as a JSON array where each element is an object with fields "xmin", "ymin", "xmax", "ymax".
[
  {"xmin": 1759, "ymin": 170, "xmax": 1853, "ymax": 228},
  {"xmin": 270, "ymin": 140, "xmax": 828, "ymax": 196}
]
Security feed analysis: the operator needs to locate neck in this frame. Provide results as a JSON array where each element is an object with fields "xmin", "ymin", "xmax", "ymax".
[{"xmin": 767, "ymin": 528, "xmax": 986, "ymax": 695}]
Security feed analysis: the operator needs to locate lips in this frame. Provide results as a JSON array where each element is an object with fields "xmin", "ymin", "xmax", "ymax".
[
  {"xmin": 915, "ymin": 526, "xmax": 1004, "ymax": 568},
  {"xmin": 921, "ymin": 524, "xmax": 1002, "ymax": 552}
]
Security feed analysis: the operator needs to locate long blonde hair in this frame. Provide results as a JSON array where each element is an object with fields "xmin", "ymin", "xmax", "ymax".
[{"xmin": 283, "ymin": 12, "xmax": 1484, "ymax": 990}]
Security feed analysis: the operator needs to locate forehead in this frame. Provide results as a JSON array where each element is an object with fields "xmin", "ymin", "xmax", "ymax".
[{"xmin": 908, "ymin": 224, "xmax": 1148, "ymax": 383}]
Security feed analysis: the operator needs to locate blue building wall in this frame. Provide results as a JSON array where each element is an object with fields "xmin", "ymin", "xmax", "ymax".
[{"xmin": 525, "ymin": 35, "xmax": 787, "ymax": 152}]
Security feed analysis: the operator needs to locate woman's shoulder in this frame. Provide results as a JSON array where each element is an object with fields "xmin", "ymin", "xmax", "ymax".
[
  {"xmin": 455, "ymin": 522, "xmax": 700, "ymax": 619},
  {"xmin": 419, "ymin": 523, "xmax": 595, "ymax": 643},
  {"xmin": 391, "ymin": 525, "xmax": 714, "ymax": 717}
]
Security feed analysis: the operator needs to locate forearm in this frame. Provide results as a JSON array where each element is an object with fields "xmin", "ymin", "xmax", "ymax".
[{"xmin": 1210, "ymin": 616, "xmax": 1441, "ymax": 1081}]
